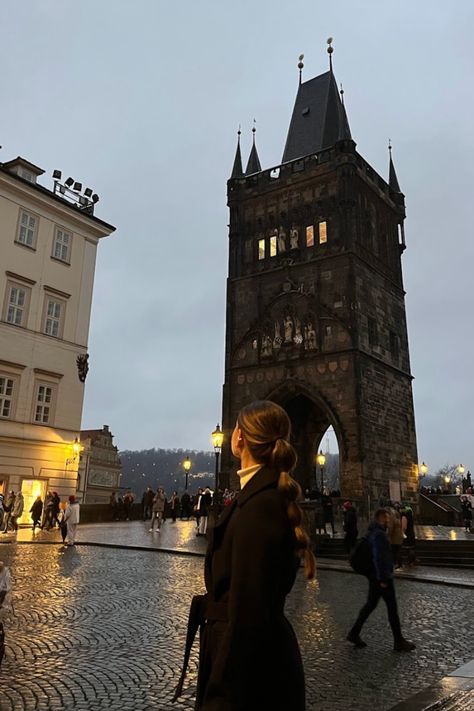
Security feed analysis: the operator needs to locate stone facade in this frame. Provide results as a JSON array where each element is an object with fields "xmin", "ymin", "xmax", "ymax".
[
  {"xmin": 77, "ymin": 425, "xmax": 122, "ymax": 503},
  {"xmin": 221, "ymin": 115, "xmax": 418, "ymax": 505}
]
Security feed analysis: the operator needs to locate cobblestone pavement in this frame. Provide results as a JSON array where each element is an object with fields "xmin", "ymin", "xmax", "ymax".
[
  {"xmin": 7, "ymin": 520, "xmax": 474, "ymax": 588},
  {"xmin": 1, "ymin": 545, "xmax": 474, "ymax": 711}
]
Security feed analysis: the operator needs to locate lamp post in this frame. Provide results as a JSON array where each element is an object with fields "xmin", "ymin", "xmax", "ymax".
[
  {"xmin": 66, "ymin": 437, "xmax": 82, "ymax": 498},
  {"xmin": 444, "ymin": 474, "xmax": 451, "ymax": 493},
  {"xmin": 419, "ymin": 461, "xmax": 428, "ymax": 489},
  {"xmin": 316, "ymin": 450, "xmax": 326, "ymax": 493},
  {"xmin": 211, "ymin": 424, "xmax": 224, "ymax": 493},
  {"xmin": 183, "ymin": 457, "xmax": 191, "ymax": 491},
  {"xmin": 458, "ymin": 464, "xmax": 465, "ymax": 476}
]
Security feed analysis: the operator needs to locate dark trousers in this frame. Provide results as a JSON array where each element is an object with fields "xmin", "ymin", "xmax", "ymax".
[
  {"xmin": 350, "ymin": 578, "xmax": 402, "ymax": 642},
  {"xmin": 344, "ymin": 532, "xmax": 357, "ymax": 554}
]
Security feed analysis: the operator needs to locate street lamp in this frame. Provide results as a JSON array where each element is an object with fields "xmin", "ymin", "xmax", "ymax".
[
  {"xmin": 316, "ymin": 450, "xmax": 326, "ymax": 492},
  {"xmin": 458, "ymin": 464, "xmax": 465, "ymax": 476},
  {"xmin": 444, "ymin": 474, "xmax": 451, "ymax": 492},
  {"xmin": 183, "ymin": 457, "xmax": 191, "ymax": 491},
  {"xmin": 419, "ymin": 461, "xmax": 428, "ymax": 477},
  {"xmin": 211, "ymin": 424, "xmax": 224, "ymax": 492}
]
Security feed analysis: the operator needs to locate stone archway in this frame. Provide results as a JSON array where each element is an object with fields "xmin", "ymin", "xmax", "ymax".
[{"xmin": 266, "ymin": 384, "xmax": 346, "ymax": 493}]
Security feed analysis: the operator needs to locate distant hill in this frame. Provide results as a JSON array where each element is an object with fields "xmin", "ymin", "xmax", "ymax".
[
  {"xmin": 119, "ymin": 448, "xmax": 216, "ymax": 496},
  {"xmin": 120, "ymin": 447, "xmax": 340, "ymax": 497}
]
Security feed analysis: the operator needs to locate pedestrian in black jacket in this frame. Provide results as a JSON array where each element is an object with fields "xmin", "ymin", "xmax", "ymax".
[
  {"xmin": 175, "ymin": 400, "xmax": 315, "ymax": 711},
  {"xmin": 347, "ymin": 509, "xmax": 416, "ymax": 652},
  {"xmin": 30, "ymin": 496, "xmax": 43, "ymax": 531}
]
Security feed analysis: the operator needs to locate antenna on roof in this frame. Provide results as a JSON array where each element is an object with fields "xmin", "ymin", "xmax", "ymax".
[
  {"xmin": 327, "ymin": 37, "xmax": 334, "ymax": 71},
  {"xmin": 298, "ymin": 54, "xmax": 304, "ymax": 85}
]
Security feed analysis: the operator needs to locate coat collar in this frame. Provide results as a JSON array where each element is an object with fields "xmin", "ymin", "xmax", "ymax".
[{"xmin": 237, "ymin": 466, "xmax": 279, "ymax": 508}]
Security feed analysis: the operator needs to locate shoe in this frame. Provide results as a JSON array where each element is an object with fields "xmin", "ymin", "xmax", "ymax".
[
  {"xmin": 346, "ymin": 632, "xmax": 367, "ymax": 649},
  {"xmin": 155, "ymin": 528, "xmax": 160, "ymax": 532},
  {"xmin": 149, "ymin": 528, "xmax": 153, "ymax": 532},
  {"xmin": 394, "ymin": 638, "xmax": 416, "ymax": 652}
]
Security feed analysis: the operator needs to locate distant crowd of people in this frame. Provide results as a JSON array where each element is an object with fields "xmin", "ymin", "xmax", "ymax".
[
  {"xmin": 108, "ymin": 486, "xmax": 221, "ymax": 536},
  {"xmin": 0, "ymin": 490, "xmax": 80, "ymax": 546}
]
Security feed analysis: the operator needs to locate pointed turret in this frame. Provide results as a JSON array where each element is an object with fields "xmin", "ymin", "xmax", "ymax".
[
  {"xmin": 245, "ymin": 125, "xmax": 262, "ymax": 175},
  {"xmin": 230, "ymin": 129, "xmax": 243, "ymax": 179},
  {"xmin": 388, "ymin": 142, "xmax": 401, "ymax": 193}
]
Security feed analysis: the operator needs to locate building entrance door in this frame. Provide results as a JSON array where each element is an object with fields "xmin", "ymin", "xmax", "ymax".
[{"xmin": 18, "ymin": 479, "xmax": 46, "ymax": 525}]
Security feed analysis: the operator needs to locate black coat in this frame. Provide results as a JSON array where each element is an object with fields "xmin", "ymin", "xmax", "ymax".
[{"xmin": 196, "ymin": 466, "xmax": 305, "ymax": 711}]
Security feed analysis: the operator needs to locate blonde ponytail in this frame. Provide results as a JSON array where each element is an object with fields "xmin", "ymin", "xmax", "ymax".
[{"xmin": 278, "ymin": 470, "xmax": 316, "ymax": 580}]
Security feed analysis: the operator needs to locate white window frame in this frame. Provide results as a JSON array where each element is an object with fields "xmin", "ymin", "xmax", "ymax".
[
  {"xmin": 32, "ymin": 381, "xmax": 57, "ymax": 425},
  {"xmin": 42, "ymin": 295, "xmax": 66, "ymax": 339},
  {"xmin": 15, "ymin": 209, "xmax": 38, "ymax": 249},
  {"xmin": 3, "ymin": 280, "xmax": 31, "ymax": 328},
  {"xmin": 0, "ymin": 373, "xmax": 18, "ymax": 419},
  {"xmin": 52, "ymin": 226, "xmax": 72, "ymax": 264}
]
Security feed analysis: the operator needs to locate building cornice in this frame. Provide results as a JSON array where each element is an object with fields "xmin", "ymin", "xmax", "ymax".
[
  {"xmin": 0, "ymin": 359, "xmax": 27, "ymax": 371},
  {"xmin": 33, "ymin": 368, "xmax": 64, "ymax": 380},
  {"xmin": 5, "ymin": 271, "xmax": 37, "ymax": 286},
  {"xmin": 43, "ymin": 285, "xmax": 71, "ymax": 300}
]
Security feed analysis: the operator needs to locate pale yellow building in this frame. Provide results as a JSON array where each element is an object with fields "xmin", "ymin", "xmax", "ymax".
[{"xmin": 0, "ymin": 156, "xmax": 115, "ymax": 522}]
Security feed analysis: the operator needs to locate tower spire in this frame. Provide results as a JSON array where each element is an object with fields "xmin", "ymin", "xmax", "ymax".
[
  {"xmin": 230, "ymin": 127, "xmax": 243, "ymax": 179},
  {"xmin": 327, "ymin": 37, "xmax": 334, "ymax": 72},
  {"xmin": 298, "ymin": 53, "xmax": 304, "ymax": 85},
  {"xmin": 388, "ymin": 140, "xmax": 401, "ymax": 193},
  {"xmin": 245, "ymin": 120, "xmax": 262, "ymax": 175}
]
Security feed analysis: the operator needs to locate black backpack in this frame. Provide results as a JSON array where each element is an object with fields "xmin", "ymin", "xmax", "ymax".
[{"xmin": 349, "ymin": 536, "xmax": 375, "ymax": 577}]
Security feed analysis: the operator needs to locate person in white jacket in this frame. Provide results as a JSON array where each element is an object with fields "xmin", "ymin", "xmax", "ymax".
[{"xmin": 64, "ymin": 495, "xmax": 80, "ymax": 546}]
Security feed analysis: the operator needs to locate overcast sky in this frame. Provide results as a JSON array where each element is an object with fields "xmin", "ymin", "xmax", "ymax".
[{"xmin": 1, "ymin": 1, "xmax": 473, "ymax": 474}]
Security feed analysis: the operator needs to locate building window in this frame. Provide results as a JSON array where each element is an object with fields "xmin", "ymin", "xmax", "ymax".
[
  {"xmin": 16, "ymin": 210, "xmax": 38, "ymax": 249},
  {"xmin": 4, "ymin": 281, "xmax": 31, "ymax": 327},
  {"xmin": 0, "ymin": 376, "xmax": 16, "ymax": 419},
  {"xmin": 306, "ymin": 225, "xmax": 314, "ymax": 247},
  {"xmin": 33, "ymin": 383, "xmax": 55, "ymax": 424},
  {"xmin": 390, "ymin": 330, "xmax": 399, "ymax": 360},
  {"xmin": 368, "ymin": 317, "xmax": 378, "ymax": 346},
  {"xmin": 52, "ymin": 227, "xmax": 72, "ymax": 263},
  {"xmin": 270, "ymin": 235, "xmax": 277, "ymax": 257},
  {"xmin": 258, "ymin": 239, "xmax": 265, "ymax": 260},
  {"xmin": 319, "ymin": 221, "xmax": 327, "ymax": 244},
  {"xmin": 43, "ymin": 297, "xmax": 65, "ymax": 338},
  {"xmin": 325, "ymin": 325, "xmax": 332, "ymax": 337}
]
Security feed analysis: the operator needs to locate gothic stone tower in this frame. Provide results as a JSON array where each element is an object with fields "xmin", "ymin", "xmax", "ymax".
[{"xmin": 221, "ymin": 54, "xmax": 418, "ymax": 505}]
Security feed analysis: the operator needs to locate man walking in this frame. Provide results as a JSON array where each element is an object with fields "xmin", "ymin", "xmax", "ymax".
[
  {"xmin": 142, "ymin": 487, "xmax": 154, "ymax": 521},
  {"xmin": 347, "ymin": 508, "xmax": 416, "ymax": 652},
  {"xmin": 150, "ymin": 487, "xmax": 166, "ymax": 532},
  {"xmin": 197, "ymin": 487, "xmax": 212, "ymax": 537},
  {"xmin": 64, "ymin": 495, "xmax": 80, "ymax": 546},
  {"xmin": 342, "ymin": 500, "xmax": 358, "ymax": 553}
]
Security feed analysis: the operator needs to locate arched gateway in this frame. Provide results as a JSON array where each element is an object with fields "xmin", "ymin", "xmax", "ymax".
[{"xmin": 220, "ymin": 52, "xmax": 419, "ymax": 505}]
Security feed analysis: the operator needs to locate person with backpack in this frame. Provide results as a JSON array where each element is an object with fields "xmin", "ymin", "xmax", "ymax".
[{"xmin": 347, "ymin": 508, "xmax": 416, "ymax": 652}]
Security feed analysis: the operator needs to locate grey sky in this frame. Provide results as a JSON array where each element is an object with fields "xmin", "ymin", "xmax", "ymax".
[{"xmin": 2, "ymin": 1, "xmax": 473, "ymax": 474}]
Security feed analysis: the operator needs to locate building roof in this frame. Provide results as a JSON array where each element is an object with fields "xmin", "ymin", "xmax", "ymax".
[
  {"xmin": 230, "ymin": 132, "xmax": 244, "ymax": 178},
  {"xmin": 2, "ymin": 156, "xmax": 45, "ymax": 177},
  {"xmin": 389, "ymin": 150, "xmax": 401, "ymax": 193},
  {"xmin": 0, "ymin": 158, "xmax": 115, "ymax": 232},
  {"xmin": 282, "ymin": 70, "xmax": 352, "ymax": 163},
  {"xmin": 245, "ymin": 137, "xmax": 262, "ymax": 175}
]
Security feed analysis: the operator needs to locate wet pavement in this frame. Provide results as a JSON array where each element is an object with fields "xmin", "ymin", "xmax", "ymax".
[
  {"xmin": 5, "ymin": 520, "xmax": 474, "ymax": 589},
  {"xmin": 1, "ymin": 543, "xmax": 474, "ymax": 711}
]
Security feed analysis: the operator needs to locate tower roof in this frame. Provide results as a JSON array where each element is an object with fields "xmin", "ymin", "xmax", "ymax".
[
  {"xmin": 389, "ymin": 145, "xmax": 401, "ymax": 193},
  {"xmin": 282, "ymin": 70, "xmax": 352, "ymax": 163},
  {"xmin": 245, "ymin": 129, "xmax": 262, "ymax": 175},
  {"xmin": 230, "ymin": 131, "xmax": 243, "ymax": 178}
]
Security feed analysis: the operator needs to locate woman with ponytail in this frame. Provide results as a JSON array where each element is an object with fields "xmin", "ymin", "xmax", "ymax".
[{"xmin": 174, "ymin": 400, "xmax": 315, "ymax": 711}]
